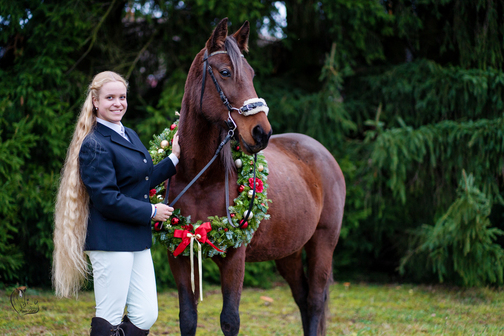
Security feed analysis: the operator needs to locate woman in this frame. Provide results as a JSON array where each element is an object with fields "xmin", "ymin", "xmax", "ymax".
[{"xmin": 53, "ymin": 71, "xmax": 179, "ymax": 335}]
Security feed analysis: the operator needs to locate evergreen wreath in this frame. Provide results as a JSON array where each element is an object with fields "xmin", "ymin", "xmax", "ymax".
[{"xmin": 148, "ymin": 119, "xmax": 270, "ymax": 258}]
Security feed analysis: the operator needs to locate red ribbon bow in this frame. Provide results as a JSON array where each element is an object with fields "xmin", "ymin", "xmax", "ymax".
[{"xmin": 173, "ymin": 222, "xmax": 225, "ymax": 257}]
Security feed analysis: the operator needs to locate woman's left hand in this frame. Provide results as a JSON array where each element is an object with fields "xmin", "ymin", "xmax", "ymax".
[
  {"xmin": 172, "ymin": 132, "xmax": 180, "ymax": 158},
  {"xmin": 153, "ymin": 204, "xmax": 174, "ymax": 222}
]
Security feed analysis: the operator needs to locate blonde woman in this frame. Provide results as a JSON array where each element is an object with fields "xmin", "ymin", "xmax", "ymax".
[{"xmin": 53, "ymin": 71, "xmax": 179, "ymax": 335}]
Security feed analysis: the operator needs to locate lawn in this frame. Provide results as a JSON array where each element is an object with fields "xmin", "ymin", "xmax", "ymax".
[{"xmin": 1, "ymin": 282, "xmax": 503, "ymax": 335}]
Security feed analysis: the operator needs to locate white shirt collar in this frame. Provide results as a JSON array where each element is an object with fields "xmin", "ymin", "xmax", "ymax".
[{"xmin": 96, "ymin": 118, "xmax": 126, "ymax": 137}]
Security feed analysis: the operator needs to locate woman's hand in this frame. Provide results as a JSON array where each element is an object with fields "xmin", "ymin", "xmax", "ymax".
[
  {"xmin": 153, "ymin": 204, "xmax": 174, "ymax": 222},
  {"xmin": 172, "ymin": 132, "xmax": 180, "ymax": 158}
]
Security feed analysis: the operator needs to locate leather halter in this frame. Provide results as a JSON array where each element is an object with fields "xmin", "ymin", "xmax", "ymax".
[
  {"xmin": 200, "ymin": 50, "xmax": 269, "ymax": 131},
  {"xmin": 161, "ymin": 49, "xmax": 264, "ymax": 229}
]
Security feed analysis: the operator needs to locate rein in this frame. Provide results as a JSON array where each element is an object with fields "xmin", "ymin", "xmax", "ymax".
[
  {"xmin": 166, "ymin": 130, "xmax": 234, "ymax": 207},
  {"xmin": 161, "ymin": 48, "xmax": 267, "ymax": 229}
]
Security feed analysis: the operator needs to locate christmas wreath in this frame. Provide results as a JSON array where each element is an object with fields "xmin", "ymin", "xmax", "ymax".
[{"xmin": 148, "ymin": 119, "xmax": 270, "ymax": 258}]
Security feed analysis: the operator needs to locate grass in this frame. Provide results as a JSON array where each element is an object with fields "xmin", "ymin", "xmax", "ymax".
[{"xmin": 1, "ymin": 282, "xmax": 504, "ymax": 335}]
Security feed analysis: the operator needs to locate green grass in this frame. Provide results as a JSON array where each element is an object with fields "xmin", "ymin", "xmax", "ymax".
[{"xmin": 1, "ymin": 282, "xmax": 504, "ymax": 335}]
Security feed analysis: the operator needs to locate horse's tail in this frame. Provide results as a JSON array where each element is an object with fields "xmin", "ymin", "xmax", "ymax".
[{"xmin": 319, "ymin": 264, "xmax": 333, "ymax": 336}]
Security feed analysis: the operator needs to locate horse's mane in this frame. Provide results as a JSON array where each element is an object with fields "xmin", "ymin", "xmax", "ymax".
[
  {"xmin": 180, "ymin": 35, "xmax": 243, "ymax": 175},
  {"xmin": 220, "ymin": 138, "xmax": 234, "ymax": 175}
]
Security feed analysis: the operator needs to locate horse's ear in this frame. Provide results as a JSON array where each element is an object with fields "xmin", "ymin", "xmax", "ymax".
[
  {"xmin": 206, "ymin": 18, "xmax": 228, "ymax": 53},
  {"xmin": 232, "ymin": 21, "xmax": 250, "ymax": 53}
]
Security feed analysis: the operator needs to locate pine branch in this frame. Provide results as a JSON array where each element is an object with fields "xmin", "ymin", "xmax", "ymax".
[
  {"xmin": 66, "ymin": 0, "xmax": 118, "ymax": 75},
  {"xmin": 125, "ymin": 30, "xmax": 157, "ymax": 80}
]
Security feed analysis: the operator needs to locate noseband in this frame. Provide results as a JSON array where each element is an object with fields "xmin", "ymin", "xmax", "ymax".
[{"xmin": 200, "ymin": 49, "xmax": 269, "ymax": 132}]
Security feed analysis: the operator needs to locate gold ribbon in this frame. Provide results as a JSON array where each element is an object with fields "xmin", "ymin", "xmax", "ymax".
[{"xmin": 187, "ymin": 232, "xmax": 204, "ymax": 302}]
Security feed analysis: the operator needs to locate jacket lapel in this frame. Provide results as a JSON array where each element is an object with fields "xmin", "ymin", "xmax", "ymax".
[{"xmin": 95, "ymin": 123, "xmax": 144, "ymax": 153}]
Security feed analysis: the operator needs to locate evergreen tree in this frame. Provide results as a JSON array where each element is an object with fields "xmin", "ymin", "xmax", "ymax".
[{"xmin": 1, "ymin": 0, "xmax": 503, "ymax": 287}]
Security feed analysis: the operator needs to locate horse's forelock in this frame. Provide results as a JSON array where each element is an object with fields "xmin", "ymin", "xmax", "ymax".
[{"xmin": 225, "ymin": 36, "xmax": 243, "ymax": 81}]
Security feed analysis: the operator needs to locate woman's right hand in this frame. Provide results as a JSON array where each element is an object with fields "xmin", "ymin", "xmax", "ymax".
[
  {"xmin": 153, "ymin": 204, "xmax": 174, "ymax": 222},
  {"xmin": 171, "ymin": 132, "xmax": 180, "ymax": 158}
]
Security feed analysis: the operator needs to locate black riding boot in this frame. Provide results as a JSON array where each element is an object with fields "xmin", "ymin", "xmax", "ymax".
[
  {"xmin": 90, "ymin": 317, "xmax": 124, "ymax": 336},
  {"xmin": 119, "ymin": 315, "xmax": 150, "ymax": 336}
]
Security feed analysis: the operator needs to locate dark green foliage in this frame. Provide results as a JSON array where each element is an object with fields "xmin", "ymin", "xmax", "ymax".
[
  {"xmin": 1, "ymin": 0, "xmax": 503, "ymax": 288},
  {"xmin": 335, "ymin": 0, "xmax": 504, "ymax": 285},
  {"xmin": 0, "ymin": 0, "xmax": 94, "ymax": 285},
  {"xmin": 400, "ymin": 171, "xmax": 504, "ymax": 286}
]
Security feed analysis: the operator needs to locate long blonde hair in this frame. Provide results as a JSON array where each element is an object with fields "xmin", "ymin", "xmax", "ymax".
[{"xmin": 53, "ymin": 71, "xmax": 128, "ymax": 298}]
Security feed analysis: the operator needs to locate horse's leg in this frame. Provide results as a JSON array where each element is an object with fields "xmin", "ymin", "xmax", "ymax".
[
  {"xmin": 167, "ymin": 252, "xmax": 198, "ymax": 336},
  {"xmin": 212, "ymin": 245, "xmax": 246, "ymax": 336},
  {"xmin": 304, "ymin": 226, "xmax": 339, "ymax": 336},
  {"xmin": 274, "ymin": 250, "xmax": 310, "ymax": 334}
]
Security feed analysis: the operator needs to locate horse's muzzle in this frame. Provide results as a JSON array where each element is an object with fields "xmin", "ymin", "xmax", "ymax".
[{"xmin": 243, "ymin": 125, "xmax": 272, "ymax": 153}]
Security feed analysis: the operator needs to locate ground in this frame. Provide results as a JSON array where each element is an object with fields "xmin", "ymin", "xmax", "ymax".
[{"xmin": 1, "ymin": 282, "xmax": 503, "ymax": 335}]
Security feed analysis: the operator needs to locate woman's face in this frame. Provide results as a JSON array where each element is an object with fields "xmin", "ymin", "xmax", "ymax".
[{"xmin": 93, "ymin": 81, "xmax": 127, "ymax": 124}]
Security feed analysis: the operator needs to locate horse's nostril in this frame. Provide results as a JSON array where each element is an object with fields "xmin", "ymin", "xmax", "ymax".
[
  {"xmin": 252, "ymin": 125, "xmax": 269, "ymax": 144},
  {"xmin": 252, "ymin": 125, "xmax": 271, "ymax": 147},
  {"xmin": 252, "ymin": 125, "xmax": 262, "ymax": 140}
]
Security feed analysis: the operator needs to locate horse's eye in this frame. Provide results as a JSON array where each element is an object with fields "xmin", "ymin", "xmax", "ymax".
[{"xmin": 220, "ymin": 69, "xmax": 231, "ymax": 78}]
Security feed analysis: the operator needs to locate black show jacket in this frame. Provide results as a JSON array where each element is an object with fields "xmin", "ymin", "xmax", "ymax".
[{"xmin": 79, "ymin": 123, "xmax": 176, "ymax": 251}]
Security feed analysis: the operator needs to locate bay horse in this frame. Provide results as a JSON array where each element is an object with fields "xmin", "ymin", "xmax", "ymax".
[{"xmin": 166, "ymin": 18, "xmax": 345, "ymax": 336}]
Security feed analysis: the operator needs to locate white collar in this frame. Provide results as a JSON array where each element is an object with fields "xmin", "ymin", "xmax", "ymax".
[{"xmin": 96, "ymin": 118, "xmax": 126, "ymax": 136}]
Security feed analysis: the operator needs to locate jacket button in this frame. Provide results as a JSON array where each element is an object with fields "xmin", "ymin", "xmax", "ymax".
[
  {"xmin": 144, "ymin": 194, "xmax": 148, "ymax": 199},
  {"xmin": 145, "ymin": 176, "xmax": 149, "ymax": 180},
  {"xmin": 143, "ymin": 159, "xmax": 147, "ymax": 163}
]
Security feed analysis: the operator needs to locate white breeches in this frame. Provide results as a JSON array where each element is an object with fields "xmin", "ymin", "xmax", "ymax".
[{"xmin": 86, "ymin": 249, "xmax": 158, "ymax": 329}]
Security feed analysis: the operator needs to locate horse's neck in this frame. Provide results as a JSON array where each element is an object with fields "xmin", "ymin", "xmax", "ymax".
[{"xmin": 178, "ymin": 110, "xmax": 227, "ymax": 182}]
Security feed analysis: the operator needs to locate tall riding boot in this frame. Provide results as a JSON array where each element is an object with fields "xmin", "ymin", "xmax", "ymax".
[
  {"xmin": 90, "ymin": 317, "xmax": 124, "ymax": 336},
  {"xmin": 119, "ymin": 315, "xmax": 150, "ymax": 336}
]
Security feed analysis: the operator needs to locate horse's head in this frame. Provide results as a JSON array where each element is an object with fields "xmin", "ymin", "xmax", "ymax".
[{"xmin": 196, "ymin": 18, "xmax": 272, "ymax": 154}]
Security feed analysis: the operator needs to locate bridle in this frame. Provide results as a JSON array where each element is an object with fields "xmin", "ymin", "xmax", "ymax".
[
  {"xmin": 160, "ymin": 48, "xmax": 268, "ymax": 228},
  {"xmin": 200, "ymin": 49, "xmax": 269, "ymax": 133}
]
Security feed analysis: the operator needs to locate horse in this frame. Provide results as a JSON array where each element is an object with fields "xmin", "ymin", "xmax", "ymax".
[{"xmin": 166, "ymin": 18, "xmax": 346, "ymax": 336}]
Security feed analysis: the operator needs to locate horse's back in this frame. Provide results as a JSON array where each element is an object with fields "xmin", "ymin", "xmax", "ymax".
[
  {"xmin": 267, "ymin": 133, "xmax": 345, "ymax": 192},
  {"xmin": 268, "ymin": 132, "xmax": 345, "ymax": 207},
  {"xmin": 269, "ymin": 133, "xmax": 342, "ymax": 169},
  {"xmin": 246, "ymin": 133, "xmax": 345, "ymax": 261}
]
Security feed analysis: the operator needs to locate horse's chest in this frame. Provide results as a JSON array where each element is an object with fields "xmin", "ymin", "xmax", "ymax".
[{"xmin": 173, "ymin": 181, "xmax": 232, "ymax": 220}]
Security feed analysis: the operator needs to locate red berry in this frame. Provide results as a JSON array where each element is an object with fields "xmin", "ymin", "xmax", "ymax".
[
  {"xmin": 230, "ymin": 213, "xmax": 235, "ymax": 218},
  {"xmin": 240, "ymin": 221, "xmax": 248, "ymax": 229},
  {"xmin": 171, "ymin": 217, "xmax": 180, "ymax": 225},
  {"xmin": 170, "ymin": 124, "xmax": 176, "ymax": 130},
  {"xmin": 238, "ymin": 185, "xmax": 245, "ymax": 193},
  {"xmin": 235, "ymin": 145, "xmax": 240, "ymax": 151},
  {"xmin": 181, "ymin": 224, "xmax": 193, "ymax": 231},
  {"xmin": 154, "ymin": 222, "xmax": 163, "ymax": 231},
  {"xmin": 224, "ymin": 228, "xmax": 228, "ymax": 232},
  {"xmin": 261, "ymin": 203, "xmax": 265, "ymax": 206}
]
